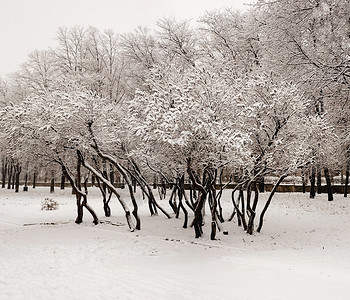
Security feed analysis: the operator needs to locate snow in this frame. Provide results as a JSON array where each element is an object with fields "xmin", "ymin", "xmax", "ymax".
[{"xmin": 0, "ymin": 187, "xmax": 349, "ymax": 299}]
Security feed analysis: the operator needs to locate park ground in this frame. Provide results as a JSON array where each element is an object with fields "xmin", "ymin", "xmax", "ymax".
[{"xmin": 0, "ymin": 186, "xmax": 349, "ymax": 299}]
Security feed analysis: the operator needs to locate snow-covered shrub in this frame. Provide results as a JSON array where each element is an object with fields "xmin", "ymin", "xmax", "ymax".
[{"xmin": 41, "ymin": 197, "xmax": 59, "ymax": 211}]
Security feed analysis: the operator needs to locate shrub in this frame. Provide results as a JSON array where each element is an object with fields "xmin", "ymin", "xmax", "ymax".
[{"xmin": 41, "ymin": 197, "xmax": 59, "ymax": 211}]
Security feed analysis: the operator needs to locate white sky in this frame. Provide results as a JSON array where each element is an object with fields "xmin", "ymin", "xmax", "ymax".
[{"xmin": 0, "ymin": 0, "xmax": 255, "ymax": 78}]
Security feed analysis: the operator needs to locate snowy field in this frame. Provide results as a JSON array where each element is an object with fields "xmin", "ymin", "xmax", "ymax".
[{"xmin": 0, "ymin": 186, "xmax": 349, "ymax": 300}]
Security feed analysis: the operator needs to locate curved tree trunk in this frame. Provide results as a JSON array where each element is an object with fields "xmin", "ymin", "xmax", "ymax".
[
  {"xmin": 118, "ymin": 164, "xmax": 141, "ymax": 230},
  {"xmin": 257, "ymin": 174, "xmax": 287, "ymax": 233},
  {"xmin": 60, "ymin": 156, "xmax": 99, "ymax": 226},
  {"xmin": 78, "ymin": 155, "xmax": 135, "ymax": 231},
  {"xmin": 177, "ymin": 175, "xmax": 188, "ymax": 228},
  {"xmin": 247, "ymin": 182, "xmax": 259, "ymax": 235}
]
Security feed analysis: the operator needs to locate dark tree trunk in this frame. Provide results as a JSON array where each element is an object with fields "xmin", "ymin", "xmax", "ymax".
[
  {"xmin": 33, "ymin": 171, "xmax": 37, "ymax": 189},
  {"xmin": 215, "ymin": 170, "xmax": 227, "ymax": 223},
  {"xmin": 239, "ymin": 188, "xmax": 247, "ymax": 230},
  {"xmin": 81, "ymin": 194, "xmax": 99, "ymax": 225},
  {"xmin": 344, "ymin": 164, "xmax": 349, "ymax": 198},
  {"xmin": 209, "ymin": 186, "xmax": 218, "ymax": 240},
  {"xmin": 1, "ymin": 158, "xmax": 7, "ymax": 188},
  {"xmin": 75, "ymin": 194, "xmax": 84, "ymax": 224},
  {"xmin": 324, "ymin": 167, "xmax": 333, "ymax": 201},
  {"xmin": 257, "ymin": 174, "xmax": 287, "ymax": 233},
  {"xmin": 169, "ymin": 186, "xmax": 177, "ymax": 214},
  {"xmin": 96, "ymin": 176, "xmax": 111, "ymax": 217},
  {"xmin": 228, "ymin": 189, "xmax": 237, "ymax": 222},
  {"xmin": 15, "ymin": 163, "xmax": 21, "ymax": 193},
  {"xmin": 125, "ymin": 177, "xmax": 141, "ymax": 230},
  {"xmin": 247, "ymin": 182, "xmax": 259, "ymax": 235},
  {"xmin": 103, "ymin": 200, "xmax": 111, "ymax": 217},
  {"xmin": 258, "ymin": 177, "xmax": 265, "ymax": 193},
  {"xmin": 109, "ymin": 164, "xmax": 114, "ymax": 186},
  {"xmin": 132, "ymin": 178, "xmax": 137, "ymax": 193},
  {"xmin": 60, "ymin": 174, "xmax": 65, "ymax": 189},
  {"xmin": 129, "ymin": 159, "xmax": 171, "ymax": 218},
  {"xmin": 116, "ymin": 163, "xmax": 141, "ymax": 230},
  {"xmin": 176, "ymin": 175, "xmax": 188, "ymax": 229},
  {"xmin": 317, "ymin": 167, "xmax": 322, "ymax": 194},
  {"xmin": 50, "ymin": 170, "xmax": 55, "ymax": 193},
  {"xmin": 7, "ymin": 162, "xmax": 13, "ymax": 190},
  {"xmin": 187, "ymin": 161, "xmax": 207, "ymax": 238},
  {"xmin": 310, "ymin": 166, "xmax": 316, "ymax": 199},
  {"xmin": 11, "ymin": 165, "xmax": 16, "ymax": 189},
  {"xmin": 61, "ymin": 155, "xmax": 99, "ymax": 225},
  {"xmin": 193, "ymin": 192, "xmax": 206, "ymax": 238},
  {"xmin": 189, "ymin": 185, "xmax": 196, "ymax": 207},
  {"xmin": 232, "ymin": 189, "xmax": 246, "ymax": 229},
  {"xmin": 75, "ymin": 161, "xmax": 83, "ymax": 224},
  {"xmin": 23, "ymin": 173, "xmax": 28, "ymax": 192},
  {"xmin": 102, "ymin": 161, "xmax": 108, "ymax": 195},
  {"xmin": 228, "ymin": 182, "xmax": 246, "ymax": 222}
]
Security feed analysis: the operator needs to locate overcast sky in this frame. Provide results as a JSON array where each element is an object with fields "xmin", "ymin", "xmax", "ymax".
[{"xmin": 0, "ymin": 0, "xmax": 255, "ymax": 78}]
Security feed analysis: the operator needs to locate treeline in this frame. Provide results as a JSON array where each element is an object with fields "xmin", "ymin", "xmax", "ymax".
[{"xmin": 0, "ymin": 0, "xmax": 349, "ymax": 239}]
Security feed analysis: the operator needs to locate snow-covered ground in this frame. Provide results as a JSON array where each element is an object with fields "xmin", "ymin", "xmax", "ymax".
[{"xmin": 0, "ymin": 186, "xmax": 349, "ymax": 300}]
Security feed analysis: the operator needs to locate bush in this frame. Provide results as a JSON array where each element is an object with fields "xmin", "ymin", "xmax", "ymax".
[{"xmin": 41, "ymin": 197, "xmax": 59, "ymax": 211}]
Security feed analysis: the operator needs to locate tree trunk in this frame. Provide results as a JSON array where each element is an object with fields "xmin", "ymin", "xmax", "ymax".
[
  {"xmin": 317, "ymin": 167, "xmax": 322, "ymax": 194},
  {"xmin": 310, "ymin": 166, "xmax": 316, "ymax": 199},
  {"xmin": 240, "ymin": 188, "xmax": 247, "ymax": 230},
  {"xmin": 247, "ymin": 182, "xmax": 259, "ymax": 235},
  {"xmin": 102, "ymin": 160, "xmax": 108, "ymax": 195},
  {"xmin": 75, "ymin": 194, "xmax": 84, "ymax": 224},
  {"xmin": 78, "ymin": 155, "xmax": 135, "ymax": 231},
  {"xmin": 187, "ymin": 162, "xmax": 207, "ymax": 238},
  {"xmin": 11, "ymin": 169, "xmax": 15, "ymax": 189},
  {"xmin": 75, "ymin": 160, "xmax": 83, "ymax": 224},
  {"xmin": 33, "ymin": 171, "xmax": 37, "ymax": 189},
  {"xmin": 344, "ymin": 163, "xmax": 349, "ymax": 197},
  {"xmin": 61, "ymin": 156, "xmax": 99, "ymax": 225},
  {"xmin": 7, "ymin": 162, "xmax": 12, "ymax": 190},
  {"xmin": 60, "ymin": 174, "xmax": 65, "ymax": 189},
  {"xmin": 209, "ymin": 186, "xmax": 218, "ymax": 240},
  {"xmin": 168, "ymin": 186, "xmax": 177, "ymax": 214},
  {"xmin": 258, "ymin": 177, "xmax": 265, "ymax": 193},
  {"xmin": 23, "ymin": 173, "xmax": 28, "ymax": 192},
  {"xmin": 50, "ymin": 170, "xmax": 55, "ymax": 193},
  {"xmin": 1, "ymin": 158, "xmax": 7, "ymax": 188},
  {"xmin": 177, "ymin": 176, "xmax": 188, "ymax": 229},
  {"xmin": 324, "ymin": 167, "xmax": 333, "ymax": 201},
  {"xmin": 132, "ymin": 178, "xmax": 137, "ymax": 193},
  {"xmin": 96, "ymin": 176, "xmax": 111, "ymax": 217},
  {"xmin": 81, "ymin": 194, "xmax": 99, "ymax": 225},
  {"xmin": 193, "ymin": 192, "xmax": 206, "ymax": 238},
  {"xmin": 257, "ymin": 174, "xmax": 287, "ymax": 233},
  {"xmin": 117, "ymin": 163, "xmax": 141, "ymax": 230},
  {"xmin": 15, "ymin": 163, "xmax": 21, "ymax": 193},
  {"xmin": 109, "ymin": 164, "xmax": 114, "ymax": 186}
]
